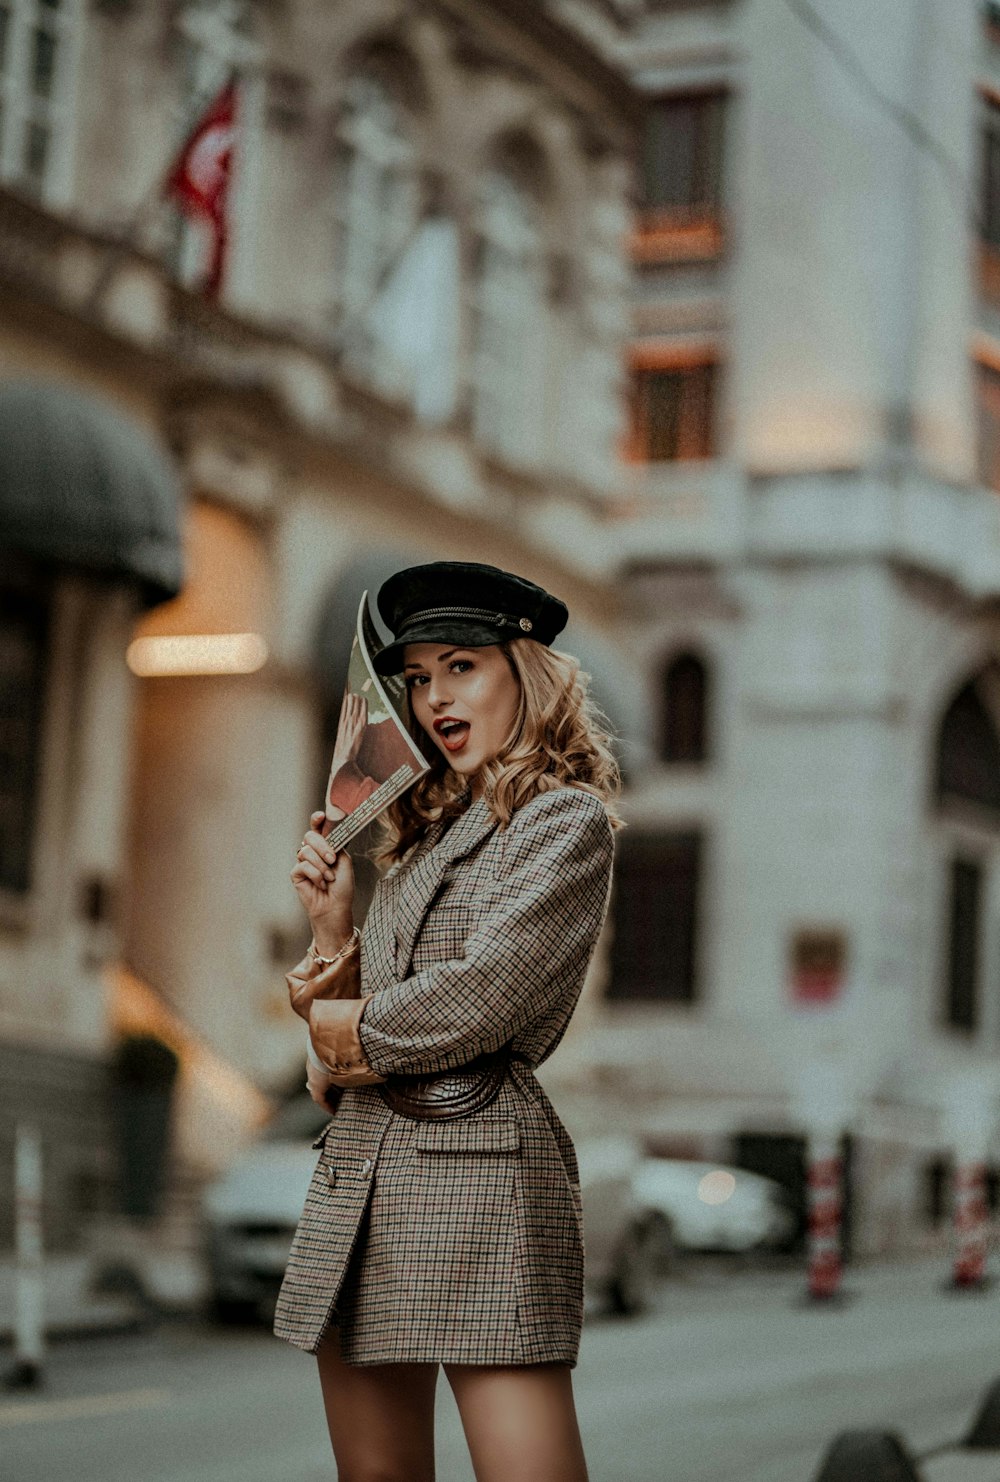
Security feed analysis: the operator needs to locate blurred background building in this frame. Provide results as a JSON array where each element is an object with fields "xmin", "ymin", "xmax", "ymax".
[
  {"xmin": 569, "ymin": 0, "xmax": 1000, "ymax": 1257},
  {"xmin": 4, "ymin": 0, "xmax": 1000, "ymax": 1275},
  {"xmin": 0, "ymin": 0, "xmax": 637, "ymax": 1268}
]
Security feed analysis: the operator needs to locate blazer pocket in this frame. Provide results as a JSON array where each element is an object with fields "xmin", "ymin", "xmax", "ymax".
[{"xmin": 414, "ymin": 1117, "xmax": 521, "ymax": 1155}]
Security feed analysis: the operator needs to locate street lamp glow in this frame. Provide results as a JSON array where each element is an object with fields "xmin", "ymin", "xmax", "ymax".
[
  {"xmin": 697, "ymin": 1170, "xmax": 736, "ymax": 1206},
  {"xmin": 126, "ymin": 633, "xmax": 269, "ymax": 676}
]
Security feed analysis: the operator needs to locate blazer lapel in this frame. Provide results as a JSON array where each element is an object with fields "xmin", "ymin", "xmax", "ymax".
[{"xmin": 393, "ymin": 798, "xmax": 500, "ymax": 980}]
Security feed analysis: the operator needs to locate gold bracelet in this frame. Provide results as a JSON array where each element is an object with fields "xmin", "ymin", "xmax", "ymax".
[{"xmin": 309, "ymin": 926, "xmax": 361, "ymax": 967}]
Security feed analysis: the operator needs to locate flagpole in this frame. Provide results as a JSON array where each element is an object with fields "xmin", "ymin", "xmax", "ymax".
[{"xmin": 84, "ymin": 183, "xmax": 178, "ymax": 315}]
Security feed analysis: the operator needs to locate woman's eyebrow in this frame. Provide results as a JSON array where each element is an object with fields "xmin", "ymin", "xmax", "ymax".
[{"xmin": 404, "ymin": 649, "xmax": 466, "ymax": 671}]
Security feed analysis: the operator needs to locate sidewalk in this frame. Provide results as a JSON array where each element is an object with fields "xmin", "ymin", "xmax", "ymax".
[{"xmin": 657, "ymin": 1246, "xmax": 979, "ymax": 1314}]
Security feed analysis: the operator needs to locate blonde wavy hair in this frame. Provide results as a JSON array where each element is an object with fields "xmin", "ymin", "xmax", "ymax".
[{"xmin": 374, "ymin": 638, "xmax": 623, "ymax": 866}]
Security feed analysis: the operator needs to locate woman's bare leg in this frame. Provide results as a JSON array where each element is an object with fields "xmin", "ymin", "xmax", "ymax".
[
  {"xmin": 316, "ymin": 1325, "xmax": 439, "ymax": 1482},
  {"xmin": 444, "ymin": 1362, "xmax": 588, "ymax": 1482}
]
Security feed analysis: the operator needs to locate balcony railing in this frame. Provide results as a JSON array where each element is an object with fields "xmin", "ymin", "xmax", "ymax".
[
  {"xmin": 0, "ymin": 187, "xmax": 73, "ymax": 300},
  {"xmin": 611, "ymin": 459, "xmax": 743, "ymax": 564},
  {"xmin": 629, "ymin": 209, "xmax": 725, "ymax": 267}
]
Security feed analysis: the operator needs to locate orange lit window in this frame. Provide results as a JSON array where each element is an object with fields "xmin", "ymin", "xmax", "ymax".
[
  {"xmin": 975, "ymin": 359, "xmax": 1000, "ymax": 491},
  {"xmin": 627, "ymin": 359, "xmax": 718, "ymax": 462}
]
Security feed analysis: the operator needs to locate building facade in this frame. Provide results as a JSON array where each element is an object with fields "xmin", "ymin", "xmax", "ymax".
[
  {"xmin": 539, "ymin": 0, "xmax": 1000, "ymax": 1256},
  {"xmin": 0, "ymin": 0, "xmax": 637, "ymax": 1252}
]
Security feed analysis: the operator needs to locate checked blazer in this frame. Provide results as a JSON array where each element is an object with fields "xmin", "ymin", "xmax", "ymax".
[{"xmin": 272, "ymin": 784, "xmax": 615, "ymax": 1366}]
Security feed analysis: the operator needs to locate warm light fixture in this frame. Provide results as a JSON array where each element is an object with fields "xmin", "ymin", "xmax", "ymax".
[{"xmin": 126, "ymin": 633, "xmax": 269, "ymax": 676}]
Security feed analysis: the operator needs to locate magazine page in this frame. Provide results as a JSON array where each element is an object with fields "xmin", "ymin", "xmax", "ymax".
[{"xmin": 319, "ymin": 590, "xmax": 429, "ymax": 850}]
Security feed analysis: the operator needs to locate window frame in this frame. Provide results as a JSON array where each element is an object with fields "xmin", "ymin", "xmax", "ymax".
[
  {"xmin": 626, "ymin": 346, "xmax": 720, "ymax": 463},
  {"xmin": 607, "ymin": 829, "xmax": 703, "ymax": 1004},
  {"xmin": 658, "ymin": 650, "xmax": 710, "ymax": 765},
  {"xmin": 632, "ymin": 87, "xmax": 727, "ymax": 266},
  {"xmin": 975, "ymin": 354, "xmax": 1000, "ymax": 492},
  {"xmin": 943, "ymin": 853, "xmax": 983, "ymax": 1033},
  {"xmin": 977, "ymin": 89, "xmax": 1000, "ymax": 302},
  {"xmin": 0, "ymin": 569, "xmax": 52, "ymax": 898},
  {"xmin": 0, "ymin": 0, "xmax": 83, "ymax": 206},
  {"xmin": 332, "ymin": 71, "xmax": 420, "ymax": 328},
  {"xmin": 468, "ymin": 163, "xmax": 549, "ymax": 469}
]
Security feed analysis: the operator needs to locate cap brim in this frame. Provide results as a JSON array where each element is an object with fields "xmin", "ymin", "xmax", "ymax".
[{"xmin": 372, "ymin": 621, "xmax": 508, "ymax": 676}]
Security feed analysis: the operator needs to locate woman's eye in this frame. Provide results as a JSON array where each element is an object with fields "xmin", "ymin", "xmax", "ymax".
[
  {"xmin": 405, "ymin": 674, "xmax": 427, "ymax": 688},
  {"xmin": 451, "ymin": 660, "xmax": 472, "ymax": 674}
]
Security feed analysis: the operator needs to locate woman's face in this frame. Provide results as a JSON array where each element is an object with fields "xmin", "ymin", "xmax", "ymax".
[{"xmin": 403, "ymin": 642, "xmax": 521, "ymax": 793}]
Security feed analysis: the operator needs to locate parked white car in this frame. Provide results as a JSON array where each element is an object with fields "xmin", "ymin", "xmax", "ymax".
[
  {"xmin": 203, "ymin": 1105, "xmax": 664, "ymax": 1323},
  {"xmin": 631, "ymin": 1158, "xmax": 796, "ymax": 1255}
]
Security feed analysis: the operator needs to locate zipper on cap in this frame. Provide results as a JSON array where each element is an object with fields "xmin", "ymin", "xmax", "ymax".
[{"xmin": 400, "ymin": 605, "xmax": 531, "ymax": 628}]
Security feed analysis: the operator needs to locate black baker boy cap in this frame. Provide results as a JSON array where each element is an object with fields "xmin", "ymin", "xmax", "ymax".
[{"xmin": 372, "ymin": 560, "xmax": 569, "ymax": 676}]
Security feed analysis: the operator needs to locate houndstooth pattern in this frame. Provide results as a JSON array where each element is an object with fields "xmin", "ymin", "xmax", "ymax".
[{"xmin": 273, "ymin": 786, "xmax": 614, "ymax": 1366}]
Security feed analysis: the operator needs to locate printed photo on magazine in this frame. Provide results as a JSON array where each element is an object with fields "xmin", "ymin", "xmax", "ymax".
[{"xmin": 319, "ymin": 590, "xmax": 430, "ymax": 850}]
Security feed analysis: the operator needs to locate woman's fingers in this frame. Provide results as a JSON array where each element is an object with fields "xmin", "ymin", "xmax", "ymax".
[
  {"xmin": 291, "ymin": 828, "xmax": 338, "ymax": 887},
  {"xmin": 299, "ymin": 846, "xmax": 334, "ymax": 880},
  {"xmin": 305, "ymin": 829, "xmax": 336, "ymax": 858},
  {"xmin": 292, "ymin": 858, "xmax": 327, "ymax": 888}
]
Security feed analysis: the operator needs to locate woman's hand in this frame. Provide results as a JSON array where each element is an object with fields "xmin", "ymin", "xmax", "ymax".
[
  {"xmin": 290, "ymin": 809, "xmax": 354, "ymax": 951},
  {"xmin": 305, "ymin": 1056, "xmax": 341, "ymax": 1111},
  {"xmin": 287, "ymin": 947, "xmax": 361, "ymax": 1023}
]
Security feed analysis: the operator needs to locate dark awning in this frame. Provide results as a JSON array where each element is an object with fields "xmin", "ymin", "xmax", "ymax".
[{"xmin": 0, "ymin": 381, "xmax": 184, "ymax": 608}]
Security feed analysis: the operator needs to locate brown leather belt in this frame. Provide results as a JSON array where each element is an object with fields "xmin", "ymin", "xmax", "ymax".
[{"xmin": 377, "ymin": 1043, "xmax": 518, "ymax": 1121}]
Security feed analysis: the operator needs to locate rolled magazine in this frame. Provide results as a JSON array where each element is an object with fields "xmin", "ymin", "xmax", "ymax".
[{"xmin": 319, "ymin": 591, "xmax": 429, "ymax": 850}]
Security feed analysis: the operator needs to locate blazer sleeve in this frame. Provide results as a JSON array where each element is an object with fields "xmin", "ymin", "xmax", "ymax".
[{"xmin": 357, "ymin": 787, "xmax": 614, "ymax": 1076}]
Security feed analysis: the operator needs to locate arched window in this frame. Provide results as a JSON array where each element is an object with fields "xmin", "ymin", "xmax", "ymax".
[
  {"xmin": 658, "ymin": 650, "xmax": 710, "ymax": 764},
  {"xmin": 933, "ymin": 670, "xmax": 1000, "ymax": 1033},
  {"xmin": 934, "ymin": 676, "xmax": 1000, "ymax": 815},
  {"xmin": 333, "ymin": 71, "xmax": 419, "ymax": 347},
  {"xmin": 470, "ymin": 160, "xmax": 548, "ymax": 468}
]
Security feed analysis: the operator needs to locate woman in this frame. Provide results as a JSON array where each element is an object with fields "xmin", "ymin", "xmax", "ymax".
[{"xmin": 275, "ymin": 560, "xmax": 621, "ymax": 1482}]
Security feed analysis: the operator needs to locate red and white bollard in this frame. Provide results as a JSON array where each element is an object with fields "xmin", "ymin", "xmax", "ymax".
[
  {"xmin": 807, "ymin": 1135, "xmax": 844, "ymax": 1301},
  {"xmin": 943, "ymin": 1071, "xmax": 997, "ymax": 1294},
  {"xmin": 952, "ymin": 1160, "xmax": 989, "ymax": 1290}
]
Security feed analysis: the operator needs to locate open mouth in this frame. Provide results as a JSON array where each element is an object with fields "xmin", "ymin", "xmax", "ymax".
[{"xmin": 434, "ymin": 719, "xmax": 470, "ymax": 753}]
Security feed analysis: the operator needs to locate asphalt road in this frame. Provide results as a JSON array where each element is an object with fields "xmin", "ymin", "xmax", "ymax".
[{"xmin": 4, "ymin": 1258, "xmax": 1000, "ymax": 1482}]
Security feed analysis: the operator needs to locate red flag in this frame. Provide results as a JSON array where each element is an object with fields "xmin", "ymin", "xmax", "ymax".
[{"xmin": 165, "ymin": 80, "xmax": 237, "ymax": 299}]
